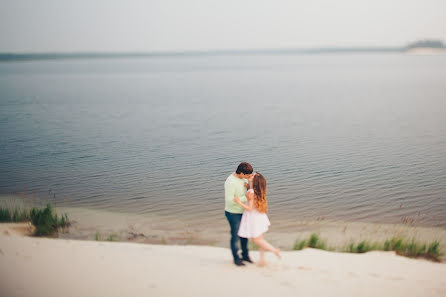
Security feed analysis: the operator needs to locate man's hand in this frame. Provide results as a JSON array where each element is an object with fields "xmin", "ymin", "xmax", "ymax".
[{"xmin": 248, "ymin": 174, "xmax": 254, "ymax": 184}]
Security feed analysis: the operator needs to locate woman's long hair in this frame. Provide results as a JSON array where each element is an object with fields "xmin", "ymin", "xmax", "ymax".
[{"xmin": 252, "ymin": 173, "xmax": 268, "ymax": 213}]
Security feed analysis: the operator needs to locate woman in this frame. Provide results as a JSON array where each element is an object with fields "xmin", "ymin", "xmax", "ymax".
[{"xmin": 234, "ymin": 172, "xmax": 280, "ymax": 266}]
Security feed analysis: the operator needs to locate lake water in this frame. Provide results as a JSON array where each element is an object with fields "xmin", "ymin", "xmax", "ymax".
[{"xmin": 1, "ymin": 54, "xmax": 445, "ymax": 228}]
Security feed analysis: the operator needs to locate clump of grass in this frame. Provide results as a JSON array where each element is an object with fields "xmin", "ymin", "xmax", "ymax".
[
  {"xmin": 0, "ymin": 208, "xmax": 12, "ymax": 222},
  {"xmin": 0, "ymin": 204, "xmax": 69, "ymax": 236},
  {"xmin": 382, "ymin": 237, "xmax": 442, "ymax": 261},
  {"xmin": 293, "ymin": 233, "xmax": 443, "ymax": 262},
  {"xmin": 293, "ymin": 233, "xmax": 327, "ymax": 250},
  {"xmin": 427, "ymin": 241, "xmax": 441, "ymax": 261},
  {"xmin": 13, "ymin": 208, "xmax": 30, "ymax": 222},
  {"xmin": 106, "ymin": 234, "xmax": 118, "ymax": 241},
  {"xmin": 293, "ymin": 239, "xmax": 307, "ymax": 250},
  {"xmin": 93, "ymin": 231, "xmax": 119, "ymax": 242},
  {"xmin": 30, "ymin": 204, "xmax": 70, "ymax": 236},
  {"xmin": 347, "ymin": 240, "xmax": 381, "ymax": 253},
  {"xmin": 0, "ymin": 207, "xmax": 30, "ymax": 222}
]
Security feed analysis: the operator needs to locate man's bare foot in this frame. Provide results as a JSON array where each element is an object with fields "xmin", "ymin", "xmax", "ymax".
[{"xmin": 274, "ymin": 248, "xmax": 281, "ymax": 259}]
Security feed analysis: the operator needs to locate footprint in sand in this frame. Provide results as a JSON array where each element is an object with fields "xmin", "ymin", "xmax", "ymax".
[
  {"xmin": 348, "ymin": 272, "xmax": 358, "ymax": 278},
  {"xmin": 369, "ymin": 273, "xmax": 380, "ymax": 278},
  {"xmin": 388, "ymin": 276, "xmax": 405, "ymax": 281},
  {"xmin": 279, "ymin": 281, "xmax": 293, "ymax": 288},
  {"xmin": 148, "ymin": 283, "xmax": 157, "ymax": 289}
]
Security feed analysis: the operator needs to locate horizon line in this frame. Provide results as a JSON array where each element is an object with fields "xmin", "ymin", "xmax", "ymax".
[
  {"xmin": 0, "ymin": 46, "xmax": 405, "ymax": 62},
  {"xmin": 1, "ymin": 43, "xmax": 444, "ymax": 61}
]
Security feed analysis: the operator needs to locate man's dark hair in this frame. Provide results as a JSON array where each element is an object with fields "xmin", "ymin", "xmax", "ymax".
[{"xmin": 236, "ymin": 162, "xmax": 253, "ymax": 174}]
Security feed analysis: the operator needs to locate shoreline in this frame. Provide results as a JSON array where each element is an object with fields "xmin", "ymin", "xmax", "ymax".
[
  {"xmin": 1, "ymin": 198, "xmax": 445, "ymax": 255},
  {"xmin": 1, "ymin": 229, "xmax": 445, "ymax": 297},
  {"xmin": 48, "ymin": 206, "xmax": 446, "ymax": 261}
]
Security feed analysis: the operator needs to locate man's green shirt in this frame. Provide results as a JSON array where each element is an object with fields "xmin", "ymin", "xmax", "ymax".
[{"xmin": 224, "ymin": 174, "xmax": 248, "ymax": 214}]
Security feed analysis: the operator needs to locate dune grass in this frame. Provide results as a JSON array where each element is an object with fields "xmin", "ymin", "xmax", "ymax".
[
  {"xmin": 0, "ymin": 207, "xmax": 30, "ymax": 222},
  {"xmin": 293, "ymin": 233, "xmax": 442, "ymax": 262},
  {"xmin": 0, "ymin": 204, "xmax": 69, "ymax": 236},
  {"xmin": 107, "ymin": 234, "xmax": 118, "ymax": 241},
  {"xmin": 93, "ymin": 231, "xmax": 119, "ymax": 242},
  {"xmin": 382, "ymin": 237, "xmax": 441, "ymax": 261},
  {"xmin": 293, "ymin": 234, "xmax": 329, "ymax": 251}
]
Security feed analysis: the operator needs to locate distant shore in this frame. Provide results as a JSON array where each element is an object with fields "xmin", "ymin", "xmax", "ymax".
[
  {"xmin": 1, "ymin": 46, "xmax": 445, "ymax": 63},
  {"xmin": 405, "ymin": 48, "xmax": 446, "ymax": 55},
  {"xmin": 0, "ymin": 48, "xmax": 433, "ymax": 62}
]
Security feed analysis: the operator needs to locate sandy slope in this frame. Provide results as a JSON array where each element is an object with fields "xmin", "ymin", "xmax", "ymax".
[{"xmin": 1, "ymin": 228, "xmax": 445, "ymax": 297}]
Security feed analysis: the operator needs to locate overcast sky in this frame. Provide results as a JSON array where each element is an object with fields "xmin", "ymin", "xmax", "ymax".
[{"xmin": 1, "ymin": 0, "xmax": 445, "ymax": 52}]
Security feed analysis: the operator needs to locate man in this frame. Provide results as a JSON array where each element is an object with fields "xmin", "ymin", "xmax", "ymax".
[{"xmin": 224, "ymin": 162, "xmax": 254, "ymax": 266}]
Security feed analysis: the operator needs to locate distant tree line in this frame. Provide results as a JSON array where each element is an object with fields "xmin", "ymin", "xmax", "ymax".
[{"xmin": 405, "ymin": 39, "xmax": 445, "ymax": 49}]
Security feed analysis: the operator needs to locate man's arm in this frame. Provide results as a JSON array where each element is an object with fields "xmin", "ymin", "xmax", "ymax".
[
  {"xmin": 234, "ymin": 191, "xmax": 254, "ymax": 211},
  {"xmin": 225, "ymin": 181, "xmax": 236, "ymax": 203}
]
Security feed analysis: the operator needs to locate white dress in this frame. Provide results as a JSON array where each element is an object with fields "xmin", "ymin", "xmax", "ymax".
[{"xmin": 238, "ymin": 189, "xmax": 271, "ymax": 238}]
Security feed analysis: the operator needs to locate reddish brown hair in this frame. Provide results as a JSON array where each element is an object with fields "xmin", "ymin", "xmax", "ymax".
[{"xmin": 252, "ymin": 173, "xmax": 268, "ymax": 213}]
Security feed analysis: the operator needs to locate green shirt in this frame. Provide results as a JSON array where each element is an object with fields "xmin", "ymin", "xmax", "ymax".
[{"xmin": 224, "ymin": 174, "xmax": 248, "ymax": 214}]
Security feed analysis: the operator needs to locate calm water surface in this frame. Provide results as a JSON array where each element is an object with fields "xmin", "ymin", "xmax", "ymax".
[{"xmin": 1, "ymin": 54, "xmax": 445, "ymax": 227}]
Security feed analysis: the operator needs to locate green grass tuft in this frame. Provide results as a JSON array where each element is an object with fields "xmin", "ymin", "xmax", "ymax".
[
  {"xmin": 426, "ymin": 241, "xmax": 441, "ymax": 261},
  {"xmin": 30, "ymin": 204, "xmax": 70, "ymax": 236},
  {"xmin": 293, "ymin": 233, "xmax": 327, "ymax": 250},
  {"xmin": 0, "ymin": 207, "xmax": 30, "ymax": 222},
  {"xmin": 293, "ymin": 239, "xmax": 307, "ymax": 250},
  {"xmin": 0, "ymin": 204, "xmax": 69, "ymax": 236},
  {"xmin": 347, "ymin": 240, "xmax": 380, "ymax": 253},
  {"xmin": 106, "ymin": 234, "xmax": 118, "ymax": 241},
  {"xmin": 380, "ymin": 237, "xmax": 442, "ymax": 261},
  {"xmin": 294, "ymin": 234, "xmax": 443, "ymax": 262},
  {"xmin": 0, "ymin": 208, "xmax": 12, "ymax": 222}
]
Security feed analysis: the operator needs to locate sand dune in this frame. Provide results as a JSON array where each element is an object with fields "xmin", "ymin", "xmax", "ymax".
[{"xmin": 1, "ymin": 227, "xmax": 445, "ymax": 297}]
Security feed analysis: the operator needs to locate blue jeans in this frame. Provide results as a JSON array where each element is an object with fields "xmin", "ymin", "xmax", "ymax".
[{"xmin": 225, "ymin": 211, "xmax": 249, "ymax": 262}]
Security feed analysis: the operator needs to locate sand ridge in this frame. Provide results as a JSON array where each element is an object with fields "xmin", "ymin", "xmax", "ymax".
[{"xmin": 1, "ymin": 230, "xmax": 445, "ymax": 297}]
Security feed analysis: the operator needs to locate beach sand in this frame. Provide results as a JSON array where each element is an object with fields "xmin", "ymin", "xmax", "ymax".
[{"xmin": 1, "ymin": 224, "xmax": 446, "ymax": 297}]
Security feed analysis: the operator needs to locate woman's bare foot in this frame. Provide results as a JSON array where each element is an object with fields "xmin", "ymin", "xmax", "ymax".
[
  {"xmin": 258, "ymin": 260, "xmax": 266, "ymax": 267},
  {"xmin": 274, "ymin": 248, "xmax": 281, "ymax": 259}
]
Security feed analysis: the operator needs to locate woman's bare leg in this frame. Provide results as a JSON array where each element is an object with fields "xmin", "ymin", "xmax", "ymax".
[
  {"xmin": 259, "ymin": 247, "xmax": 266, "ymax": 267},
  {"xmin": 253, "ymin": 234, "xmax": 281, "ymax": 259}
]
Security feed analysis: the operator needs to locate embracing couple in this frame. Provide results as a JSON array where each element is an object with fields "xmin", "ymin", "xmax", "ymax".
[{"xmin": 224, "ymin": 162, "xmax": 281, "ymax": 267}]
